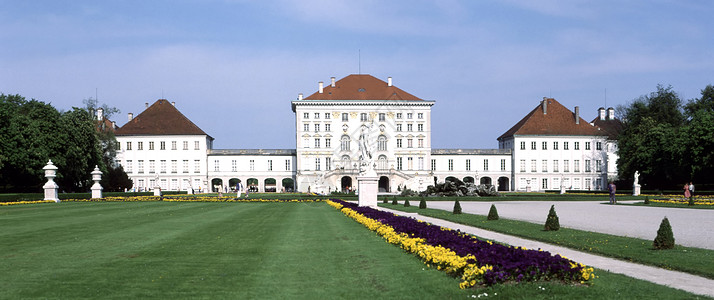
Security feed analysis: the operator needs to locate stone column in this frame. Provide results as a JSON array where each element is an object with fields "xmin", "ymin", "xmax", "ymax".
[
  {"xmin": 358, "ymin": 168, "xmax": 378, "ymax": 207},
  {"xmin": 43, "ymin": 160, "xmax": 59, "ymax": 202},
  {"xmin": 91, "ymin": 165, "xmax": 103, "ymax": 199}
]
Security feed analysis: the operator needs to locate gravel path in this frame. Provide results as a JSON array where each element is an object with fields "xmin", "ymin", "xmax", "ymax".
[{"xmin": 422, "ymin": 200, "xmax": 714, "ymax": 250}]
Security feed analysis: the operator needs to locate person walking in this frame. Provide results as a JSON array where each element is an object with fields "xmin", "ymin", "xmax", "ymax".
[
  {"xmin": 608, "ymin": 181, "xmax": 617, "ymax": 204},
  {"xmin": 689, "ymin": 182, "xmax": 695, "ymax": 198},
  {"xmin": 236, "ymin": 181, "xmax": 243, "ymax": 198},
  {"xmin": 684, "ymin": 183, "xmax": 691, "ymax": 200}
]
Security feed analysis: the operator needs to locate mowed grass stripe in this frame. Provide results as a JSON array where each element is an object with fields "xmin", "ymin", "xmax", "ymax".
[{"xmin": 1, "ymin": 202, "xmax": 473, "ymax": 299}]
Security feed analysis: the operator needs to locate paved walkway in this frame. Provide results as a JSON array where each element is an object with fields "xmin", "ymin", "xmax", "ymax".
[{"xmin": 377, "ymin": 204, "xmax": 714, "ymax": 298}]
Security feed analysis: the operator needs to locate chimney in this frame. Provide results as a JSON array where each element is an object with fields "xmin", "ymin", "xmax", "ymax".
[
  {"xmin": 330, "ymin": 77, "xmax": 336, "ymax": 87},
  {"xmin": 318, "ymin": 81, "xmax": 324, "ymax": 93},
  {"xmin": 542, "ymin": 97, "xmax": 548, "ymax": 114},
  {"xmin": 128, "ymin": 113, "xmax": 134, "ymax": 122},
  {"xmin": 111, "ymin": 121, "xmax": 116, "ymax": 129},
  {"xmin": 298, "ymin": 93, "xmax": 303, "ymax": 100},
  {"xmin": 575, "ymin": 106, "xmax": 580, "ymax": 124},
  {"xmin": 598, "ymin": 107, "xmax": 606, "ymax": 120},
  {"xmin": 145, "ymin": 102, "xmax": 149, "ymax": 108},
  {"xmin": 387, "ymin": 77, "xmax": 393, "ymax": 87},
  {"xmin": 171, "ymin": 101, "xmax": 176, "ymax": 106},
  {"xmin": 607, "ymin": 107, "xmax": 615, "ymax": 120},
  {"xmin": 97, "ymin": 107, "xmax": 104, "ymax": 121}
]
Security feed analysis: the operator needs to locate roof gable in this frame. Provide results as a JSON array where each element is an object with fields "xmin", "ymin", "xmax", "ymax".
[
  {"xmin": 115, "ymin": 99, "xmax": 211, "ymax": 137},
  {"xmin": 498, "ymin": 98, "xmax": 604, "ymax": 140},
  {"xmin": 304, "ymin": 74, "xmax": 422, "ymax": 101}
]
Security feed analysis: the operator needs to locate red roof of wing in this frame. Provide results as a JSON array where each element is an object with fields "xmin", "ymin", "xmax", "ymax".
[
  {"xmin": 115, "ymin": 99, "xmax": 211, "ymax": 137},
  {"xmin": 591, "ymin": 117, "xmax": 624, "ymax": 139},
  {"xmin": 304, "ymin": 74, "xmax": 422, "ymax": 100},
  {"xmin": 498, "ymin": 98, "xmax": 604, "ymax": 140}
]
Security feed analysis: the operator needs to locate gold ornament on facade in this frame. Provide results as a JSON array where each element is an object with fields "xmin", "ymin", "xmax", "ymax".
[
  {"xmin": 387, "ymin": 112, "xmax": 395, "ymax": 118},
  {"xmin": 349, "ymin": 112, "xmax": 358, "ymax": 118},
  {"xmin": 332, "ymin": 112, "xmax": 340, "ymax": 119}
]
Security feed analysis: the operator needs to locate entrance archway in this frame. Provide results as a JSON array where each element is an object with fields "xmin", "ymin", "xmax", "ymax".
[
  {"xmin": 264, "ymin": 178, "xmax": 276, "ymax": 192},
  {"xmin": 247, "ymin": 178, "xmax": 258, "ymax": 193},
  {"xmin": 211, "ymin": 178, "xmax": 223, "ymax": 192},
  {"xmin": 498, "ymin": 177, "xmax": 510, "ymax": 191},
  {"xmin": 445, "ymin": 176, "xmax": 458, "ymax": 183},
  {"xmin": 341, "ymin": 176, "xmax": 353, "ymax": 192},
  {"xmin": 463, "ymin": 176, "xmax": 475, "ymax": 184},
  {"xmin": 480, "ymin": 177, "xmax": 492, "ymax": 185},
  {"xmin": 378, "ymin": 176, "xmax": 390, "ymax": 193},
  {"xmin": 282, "ymin": 178, "xmax": 294, "ymax": 192},
  {"xmin": 228, "ymin": 178, "xmax": 241, "ymax": 191}
]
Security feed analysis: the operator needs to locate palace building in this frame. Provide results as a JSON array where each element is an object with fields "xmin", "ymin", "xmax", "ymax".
[{"xmin": 114, "ymin": 74, "xmax": 620, "ymax": 193}]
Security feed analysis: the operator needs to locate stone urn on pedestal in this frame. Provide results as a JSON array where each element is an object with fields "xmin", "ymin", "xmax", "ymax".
[
  {"xmin": 43, "ymin": 160, "xmax": 60, "ymax": 202},
  {"xmin": 90, "ymin": 165, "xmax": 103, "ymax": 199}
]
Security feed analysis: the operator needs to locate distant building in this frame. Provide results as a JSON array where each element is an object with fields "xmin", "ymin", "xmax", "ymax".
[{"xmin": 114, "ymin": 76, "xmax": 620, "ymax": 193}]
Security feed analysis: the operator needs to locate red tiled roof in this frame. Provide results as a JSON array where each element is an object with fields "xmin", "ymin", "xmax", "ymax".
[
  {"xmin": 498, "ymin": 98, "xmax": 604, "ymax": 140},
  {"xmin": 115, "ymin": 99, "xmax": 211, "ymax": 138},
  {"xmin": 591, "ymin": 117, "xmax": 623, "ymax": 140},
  {"xmin": 304, "ymin": 74, "xmax": 422, "ymax": 100}
]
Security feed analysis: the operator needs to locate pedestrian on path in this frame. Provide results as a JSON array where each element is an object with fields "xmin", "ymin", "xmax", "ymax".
[
  {"xmin": 689, "ymin": 182, "xmax": 695, "ymax": 198},
  {"xmin": 608, "ymin": 181, "xmax": 617, "ymax": 204},
  {"xmin": 683, "ymin": 183, "xmax": 691, "ymax": 200}
]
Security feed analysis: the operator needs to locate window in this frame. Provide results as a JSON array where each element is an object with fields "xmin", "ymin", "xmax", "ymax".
[
  {"xmin": 326, "ymin": 157, "xmax": 331, "ymax": 170},
  {"xmin": 183, "ymin": 141, "xmax": 188, "ymax": 150},
  {"xmin": 542, "ymin": 178, "xmax": 548, "ymax": 189},
  {"xmin": 531, "ymin": 160, "xmax": 537, "ymax": 172},
  {"xmin": 418, "ymin": 157, "xmax": 424, "ymax": 170},
  {"xmin": 585, "ymin": 160, "xmax": 591, "ymax": 172},
  {"xmin": 149, "ymin": 160, "xmax": 155, "ymax": 173},
  {"xmin": 542, "ymin": 141, "xmax": 547, "ymax": 150},
  {"xmin": 378, "ymin": 136, "xmax": 387, "ymax": 151},
  {"xmin": 160, "ymin": 160, "xmax": 166, "ymax": 173},
  {"xmin": 501, "ymin": 159, "xmax": 506, "ymax": 171},
  {"xmin": 564, "ymin": 142, "xmax": 569, "ymax": 150},
  {"xmin": 379, "ymin": 113, "xmax": 385, "ymax": 121},
  {"xmin": 396, "ymin": 139, "xmax": 402, "ymax": 148},
  {"xmin": 574, "ymin": 142, "xmax": 580, "ymax": 150},
  {"xmin": 303, "ymin": 112, "xmax": 309, "ymax": 119},
  {"xmin": 325, "ymin": 124, "xmax": 331, "ymax": 132},
  {"xmin": 341, "ymin": 136, "xmax": 350, "ymax": 151},
  {"xmin": 596, "ymin": 160, "xmax": 602, "ymax": 172},
  {"xmin": 418, "ymin": 138, "xmax": 424, "ymax": 148},
  {"xmin": 564, "ymin": 160, "xmax": 570, "ymax": 172},
  {"xmin": 325, "ymin": 138, "xmax": 331, "ymax": 148},
  {"xmin": 117, "ymin": 143, "xmax": 121, "ymax": 150},
  {"xmin": 231, "ymin": 160, "xmax": 237, "ymax": 172},
  {"xmin": 448, "ymin": 159, "xmax": 454, "ymax": 171},
  {"xmin": 214, "ymin": 160, "xmax": 219, "ymax": 172},
  {"xmin": 314, "ymin": 112, "xmax": 320, "ymax": 119},
  {"xmin": 149, "ymin": 142, "xmax": 154, "ymax": 150},
  {"xmin": 396, "ymin": 124, "xmax": 402, "ymax": 132},
  {"xmin": 183, "ymin": 160, "xmax": 189, "ymax": 173},
  {"xmin": 407, "ymin": 139, "xmax": 413, "ymax": 148},
  {"xmin": 407, "ymin": 124, "xmax": 413, "ymax": 132},
  {"xmin": 268, "ymin": 160, "xmax": 273, "ymax": 171},
  {"xmin": 138, "ymin": 160, "xmax": 144, "ymax": 173},
  {"xmin": 418, "ymin": 124, "xmax": 423, "ymax": 132},
  {"xmin": 160, "ymin": 141, "xmax": 166, "ymax": 150},
  {"xmin": 520, "ymin": 159, "xmax": 526, "ymax": 172},
  {"xmin": 431, "ymin": 159, "xmax": 436, "ymax": 171},
  {"xmin": 126, "ymin": 142, "xmax": 132, "ymax": 150},
  {"xmin": 303, "ymin": 124, "xmax": 309, "ymax": 132},
  {"xmin": 249, "ymin": 160, "xmax": 255, "ymax": 171},
  {"xmin": 137, "ymin": 142, "xmax": 143, "ymax": 150},
  {"xmin": 172, "ymin": 141, "xmax": 177, "ymax": 150},
  {"xmin": 520, "ymin": 141, "xmax": 525, "ymax": 150},
  {"xmin": 585, "ymin": 142, "xmax": 591, "ymax": 150},
  {"xmin": 126, "ymin": 160, "xmax": 133, "ymax": 173},
  {"xmin": 325, "ymin": 112, "xmax": 330, "ymax": 119},
  {"xmin": 553, "ymin": 160, "xmax": 559, "ymax": 172},
  {"xmin": 303, "ymin": 138, "xmax": 309, "ymax": 148},
  {"xmin": 407, "ymin": 157, "xmax": 413, "ymax": 170},
  {"xmin": 360, "ymin": 113, "xmax": 367, "ymax": 121},
  {"xmin": 553, "ymin": 141, "xmax": 559, "ymax": 150},
  {"xmin": 194, "ymin": 141, "xmax": 200, "ymax": 150},
  {"xmin": 484, "ymin": 159, "xmax": 489, "ymax": 171},
  {"xmin": 171, "ymin": 160, "xmax": 177, "ymax": 173},
  {"xmin": 285, "ymin": 159, "xmax": 291, "ymax": 171},
  {"xmin": 314, "ymin": 138, "xmax": 320, "ymax": 148},
  {"xmin": 397, "ymin": 157, "xmax": 403, "ymax": 170},
  {"xmin": 418, "ymin": 113, "xmax": 423, "ymax": 119},
  {"xmin": 342, "ymin": 113, "xmax": 348, "ymax": 121},
  {"xmin": 466, "ymin": 159, "xmax": 471, "ymax": 171},
  {"xmin": 194, "ymin": 160, "xmax": 200, "ymax": 173},
  {"xmin": 574, "ymin": 160, "xmax": 580, "ymax": 172},
  {"xmin": 407, "ymin": 113, "xmax": 413, "ymax": 119},
  {"xmin": 396, "ymin": 113, "xmax": 402, "ymax": 119},
  {"xmin": 542, "ymin": 159, "xmax": 548, "ymax": 172},
  {"xmin": 596, "ymin": 142, "xmax": 602, "ymax": 150},
  {"xmin": 531, "ymin": 141, "xmax": 536, "ymax": 150},
  {"xmin": 314, "ymin": 124, "xmax": 320, "ymax": 132}
]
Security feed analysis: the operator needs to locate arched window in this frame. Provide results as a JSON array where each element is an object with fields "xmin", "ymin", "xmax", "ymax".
[
  {"xmin": 341, "ymin": 155, "xmax": 351, "ymax": 169},
  {"xmin": 378, "ymin": 135, "xmax": 387, "ymax": 151},
  {"xmin": 341, "ymin": 135, "xmax": 350, "ymax": 151},
  {"xmin": 377, "ymin": 155, "xmax": 388, "ymax": 170}
]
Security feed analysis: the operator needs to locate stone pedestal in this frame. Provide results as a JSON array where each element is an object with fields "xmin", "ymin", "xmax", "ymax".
[
  {"xmin": 633, "ymin": 184, "xmax": 641, "ymax": 196},
  {"xmin": 43, "ymin": 160, "xmax": 59, "ymax": 203},
  {"xmin": 357, "ymin": 175, "xmax": 379, "ymax": 207},
  {"xmin": 154, "ymin": 186, "xmax": 162, "ymax": 196},
  {"xmin": 559, "ymin": 185, "xmax": 566, "ymax": 194},
  {"xmin": 90, "ymin": 165, "xmax": 103, "ymax": 199}
]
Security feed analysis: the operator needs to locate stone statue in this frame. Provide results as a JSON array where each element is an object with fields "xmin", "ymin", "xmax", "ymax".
[
  {"xmin": 634, "ymin": 171, "xmax": 640, "ymax": 186},
  {"xmin": 358, "ymin": 123, "xmax": 376, "ymax": 176}
]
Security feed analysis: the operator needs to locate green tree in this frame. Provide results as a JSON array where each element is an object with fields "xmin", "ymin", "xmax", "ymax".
[
  {"xmin": 54, "ymin": 107, "xmax": 104, "ymax": 192},
  {"xmin": 680, "ymin": 85, "xmax": 714, "ymax": 183}
]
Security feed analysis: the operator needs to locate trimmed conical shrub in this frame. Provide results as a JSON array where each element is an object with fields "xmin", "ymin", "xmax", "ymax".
[
  {"xmin": 392, "ymin": 196, "xmax": 398, "ymax": 205},
  {"xmin": 404, "ymin": 198, "xmax": 411, "ymax": 207},
  {"xmin": 644, "ymin": 196, "xmax": 650, "ymax": 204},
  {"xmin": 382, "ymin": 197, "xmax": 388, "ymax": 204},
  {"xmin": 487, "ymin": 204, "xmax": 499, "ymax": 220},
  {"xmin": 653, "ymin": 217, "xmax": 675, "ymax": 249},
  {"xmin": 419, "ymin": 197, "xmax": 427, "ymax": 209},
  {"xmin": 544, "ymin": 205, "xmax": 560, "ymax": 231},
  {"xmin": 453, "ymin": 200, "xmax": 462, "ymax": 214}
]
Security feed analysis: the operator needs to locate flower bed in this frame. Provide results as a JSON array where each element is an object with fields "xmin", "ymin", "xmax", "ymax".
[
  {"xmin": 326, "ymin": 199, "xmax": 594, "ymax": 288},
  {"xmin": 650, "ymin": 197, "xmax": 714, "ymax": 206},
  {"xmin": 1, "ymin": 196, "xmax": 322, "ymax": 204},
  {"xmin": 0, "ymin": 200, "xmax": 56, "ymax": 206}
]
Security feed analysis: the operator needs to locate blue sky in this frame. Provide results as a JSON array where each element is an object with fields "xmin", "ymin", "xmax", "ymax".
[{"xmin": 2, "ymin": 0, "xmax": 712, "ymax": 149}]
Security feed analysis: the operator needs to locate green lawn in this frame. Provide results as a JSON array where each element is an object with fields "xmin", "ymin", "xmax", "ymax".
[
  {"xmin": 381, "ymin": 203, "xmax": 714, "ymax": 280},
  {"xmin": 0, "ymin": 201, "xmax": 709, "ymax": 299}
]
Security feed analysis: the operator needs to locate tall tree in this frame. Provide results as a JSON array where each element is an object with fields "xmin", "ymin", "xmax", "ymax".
[{"xmin": 680, "ymin": 85, "xmax": 714, "ymax": 183}]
